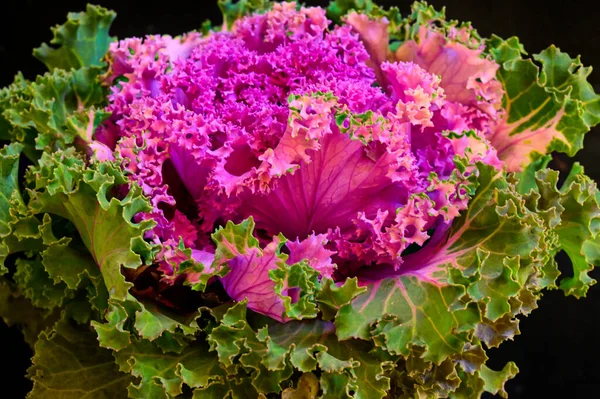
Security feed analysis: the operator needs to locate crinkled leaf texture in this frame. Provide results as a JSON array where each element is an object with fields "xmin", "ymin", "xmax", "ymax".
[
  {"xmin": 23, "ymin": 148, "xmax": 156, "ymax": 302},
  {"xmin": 0, "ymin": 4, "xmax": 114, "ymax": 160},
  {"xmin": 0, "ymin": 146, "xmax": 159, "ymax": 337},
  {"xmin": 1, "ymin": 2, "xmax": 599, "ymax": 399},
  {"xmin": 487, "ymin": 36, "xmax": 600, "ymax": 171},
  {"xmin": 332, "ymin": 161, "xmax": 598, "ymax": 396},
  {"xmin": 0, "ymin": 66, "xmax": 111, "ymax": 159},
  {"xmin": 33, "ymin": 4, "xmax": 116, "ymax": 71}
]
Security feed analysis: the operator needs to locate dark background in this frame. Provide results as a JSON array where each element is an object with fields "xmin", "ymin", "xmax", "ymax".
[{"xmin": 1, "ymin": 0, "xmax": 599, "ymax": 398}]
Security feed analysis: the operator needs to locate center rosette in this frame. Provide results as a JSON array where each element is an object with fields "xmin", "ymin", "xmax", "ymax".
[{"xmin": 99, "ymin": 2, "xmax": 502, "ymax": 321}]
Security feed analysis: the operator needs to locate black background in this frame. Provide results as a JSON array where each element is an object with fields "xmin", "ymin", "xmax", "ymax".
[{"xmin": 1, "ymin": 1, "xmax": 599, "ymax": 398}]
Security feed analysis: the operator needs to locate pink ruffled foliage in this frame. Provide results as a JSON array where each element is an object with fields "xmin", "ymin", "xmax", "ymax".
[
  {"xmin": 99, "ymin": 3, "xmax": 504, "ymax": 320},
  {"xmin": 347, "ymin": 13, "xmax": 503, "ymax": 162}
]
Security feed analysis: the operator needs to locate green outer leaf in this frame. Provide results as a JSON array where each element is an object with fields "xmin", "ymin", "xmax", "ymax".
[
  {"xmin": 26, "ymin": 149, "xmax": 156, "ymax": 302},
  {"xmin": 207, "ymin": 301, "xmax": 293, "ymax": 395},
  {"xmin": 0, "ymin": 143, "xmax": 26, "ymax": 274},
  {"xmin": 113, "ymin": 338, "xmax": 224, "ymax": 399},
  {"xmin": 515, "ymin": 154, "xmax": 552, "ymax": 195},
  {"xmin": 14, "ymin": 256, "xmax": 72, "ymax": 310},
  {"xmin": 488, "ymin": 35, "xmax": 600, "ymax": 171},
  {"xmin": 518, "ymin": 163, "xmax": 600, "ymax": 297},
  {"xmin": 0, "ymin": 143, "xmax": 25, "ymax": 237},
  {"xmin": 0, "ymin": 67, "xmax": 110, "ymax": 156},
  {"xmin": 33, "ymin": 4, "xmax": 116, "ymax": 71},
  {"xmin": 342, "ymin": 277, "xmax": 475, "ymax": 365},
  {"xmin": 555, "ymin": 164, "xmax": 600, "ymax": 296},
  {"xmin": 267, "ymin": 319, "xmax": 395, "ymax": 399},
  {"xmin": 315, "ymin": 277, "xmax": 366, "ymax": 321},
  {"xmin": 207, "ymin": 301, "xmax": 395, "ymax": 399},
  {"xmin": 27, "ymin": 317, "xmax": 132, "ymax": 398},
  {"xmin": 2, "ymin": 211, "xmax": 109, "ymax": 326},
  {"xmin": 480, "ymin": 363, "xmax": 519, "ymax": 399},
  {"xmin": 92, "ymin": 300, "xmax": 132, "ymax": 351},
  {"xmin": 336, "ymin": 162, "xmax": 545, "ymax": 364},
  {"xmin": 133, "ymin": 300, "xmax": 197, "ymax": 341}
]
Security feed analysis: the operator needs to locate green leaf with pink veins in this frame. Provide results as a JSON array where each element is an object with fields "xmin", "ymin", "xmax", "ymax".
[
  {"xmin": 488, "ymin": 35, "xmax": 600, "ymax": 171},
  {"xmin": 334, "ymin": 162, "xmax": 549, "ymax": 365}
]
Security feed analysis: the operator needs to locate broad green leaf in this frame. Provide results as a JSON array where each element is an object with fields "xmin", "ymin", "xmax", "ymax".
[
  {"xmin": 27, "ymin": 317, "xmax": 132, "ymax": 398},
  {"xmin": 26, "ymin": 149, "xmax": 156, "ymax": 302},
  {"xmin": 488, "ymin": 36, "xmax": 600, "ymax": 171},
  {"xmin": 335, "ymin": 162, "xmax": 548, "ymax": 366},
  {"xmin": 3, "ymin": 148, "xmax": 157, "ymax": 339},
  {"xmin": 33, "ymin": 4, "xmax": 116, "ymax": 71},
  {"xmin": 337, "ymin": 277, "xmax": 474, "ymax": 364}
]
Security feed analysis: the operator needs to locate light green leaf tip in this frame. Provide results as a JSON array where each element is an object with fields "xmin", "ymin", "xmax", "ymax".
[{"xmin": 33, "ymin": 4, "xmax": 116, "ymax": 71}]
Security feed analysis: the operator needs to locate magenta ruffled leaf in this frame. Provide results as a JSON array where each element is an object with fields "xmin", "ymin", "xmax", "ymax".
[{"xmin": 211, "ymin": 218, "xmax": 327, "ymax": 321}]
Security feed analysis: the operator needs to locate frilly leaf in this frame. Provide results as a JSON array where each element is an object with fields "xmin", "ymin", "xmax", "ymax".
[
  {"xmin": 488, "ymin": 35, "xmax": 600, "ymax": 171},
  {"xmin": 113, "ymin": 337, "xmax": 225, "ymax": 399},
  {"xmin": 0, "ymin": 67, "xmax": 110, "ymax": 157},
  {"xmin": 330, "ymin": 161, "xmax": 555, "ymax": 394},
  {"xmin": 316, "ymin": 277, "xmax": 366, "ymax": 321},
  {"xmin": 479, "ymin": 363, "xmax": 519, "ymax": 399},
  {"xmin": 25, "ymin": 149, "xmax": 156, "ymax": 302},
  {"xmin": 33, "ymin": 4, "xmax": 116, "ymax": 71},
  {"xmin": 525, "ymin": 163, "xmax": 600, "ymax": 297},
  {"xmin": 207, "ymin": 301, "xmax": 395, "ymax": 399}
]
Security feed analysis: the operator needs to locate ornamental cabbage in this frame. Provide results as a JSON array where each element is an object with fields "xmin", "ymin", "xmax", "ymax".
[{"xmin": 1, "ymin": 1, "xmax": 599, "ymax": 398}]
